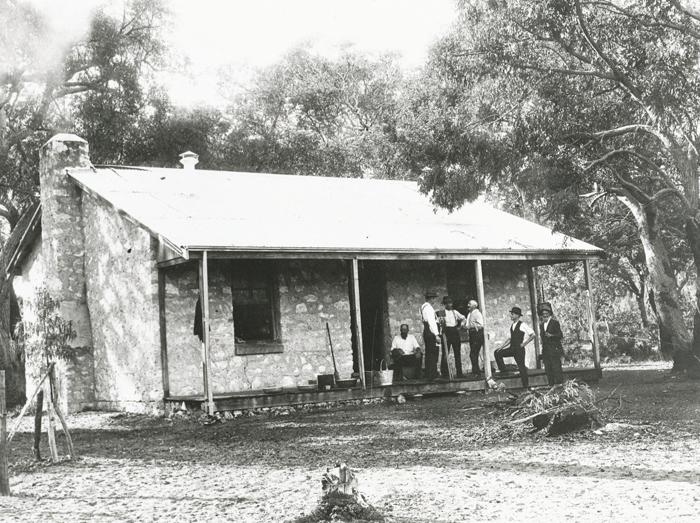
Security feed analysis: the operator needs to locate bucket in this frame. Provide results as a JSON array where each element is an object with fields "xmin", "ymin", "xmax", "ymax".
[{"xmin": 377, "ymin": 360, "xmax": 393, "ymax": 386}]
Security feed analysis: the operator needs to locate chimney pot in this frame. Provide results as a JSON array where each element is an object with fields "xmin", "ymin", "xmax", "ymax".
[{"xmin": 179, "ymin": 151, "xmax": 199, "ymax": 171}]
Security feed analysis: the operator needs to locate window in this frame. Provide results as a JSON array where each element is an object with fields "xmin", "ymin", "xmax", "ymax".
[{"xmin": 231, "ymin": 260, "xmax": 281, "ymax": 354}]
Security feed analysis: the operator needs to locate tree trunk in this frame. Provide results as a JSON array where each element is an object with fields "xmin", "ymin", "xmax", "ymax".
[
  {"xmin": 683, "ymin": 214, "xmax": 700, "ymax": 374},
  {"xmin": 637, "ymin": 279, "xmax": 650, "ymax": 329},
  {"xmin": 0, "ymin": 276, "xmax": 25, "ymax": 409},
  {"xmin": 618, "ymin": 195, "xmax": 691, "ymax": 362}
]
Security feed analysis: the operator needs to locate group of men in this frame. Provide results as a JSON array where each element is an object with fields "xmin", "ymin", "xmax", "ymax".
[{"xmin": 389, "ymin": 290, "xmax": 565, "ymax": 387}]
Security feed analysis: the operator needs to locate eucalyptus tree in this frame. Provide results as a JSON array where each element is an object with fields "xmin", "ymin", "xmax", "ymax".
[
  {"xmin": 0, "ymin": 0, "xmax": 167, "ymax": 229},
  {"xmin": 220, "ymin": 47, "xmax": 406, "ymax": 178},
  {"xmin": 410, "ymin": 0, "xmax": 700, "ymax": 370}
]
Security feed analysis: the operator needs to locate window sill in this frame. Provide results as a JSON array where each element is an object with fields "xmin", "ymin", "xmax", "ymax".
[{"xmin": 235, "ymin": 342, "xmax": 284, "ymax": 356}]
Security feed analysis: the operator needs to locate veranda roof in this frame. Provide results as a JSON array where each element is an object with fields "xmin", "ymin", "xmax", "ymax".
[{"xmin": 67, "ymin": 167, "xmax": 603, "ymax": 260}]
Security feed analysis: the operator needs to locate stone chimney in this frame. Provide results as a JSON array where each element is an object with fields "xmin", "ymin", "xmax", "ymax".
[
  {"xmin": 39, "ymin": 134, "xmax": 95, "ymax": 413},
  {"xmin": 179, "ymin": 151, "xmax": 199, "ymax": 171}
]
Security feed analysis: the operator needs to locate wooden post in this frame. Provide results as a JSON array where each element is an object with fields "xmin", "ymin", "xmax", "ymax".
[
  {"xmin": 45, "ymin": 381, "xmax": 59, "ymax": 463},
  {"xmin": 1, "ymin": 370, "xmax": 10, "ymax": 495},
  {"xmin": 527, "ymin": 264, "xmax": 543, "ymax": 369},
  {"xmin": 584, "ymin": 259, "xmax": 602, "ymax": 372},
  {"xmin": 475, "ymin": 259, "xmax": 492, "ymax": 381},
  {"xmin": 33, "ymin": 390, "xmax": 43, "ymax": 461},
  {"xmin": 198, "ymin": 251, "xmax": 215, "ymax": 414},
  {"xmin": 157, "ymin": 269, "xmax": 170, "ymax": 398},
  {"xmin": 351, "ymin": 259, "xmax": 367, "ymax": 390}
]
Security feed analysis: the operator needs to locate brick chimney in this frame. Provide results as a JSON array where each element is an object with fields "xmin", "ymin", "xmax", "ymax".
[{"xmin": 39, "ymin": 134, "xmax": 95, "ymax": 412}]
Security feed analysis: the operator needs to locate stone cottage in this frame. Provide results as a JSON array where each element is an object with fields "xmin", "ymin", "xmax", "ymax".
[{"xmin": 6, "ymin": 134, "xmax": 603, "ymax": 414}]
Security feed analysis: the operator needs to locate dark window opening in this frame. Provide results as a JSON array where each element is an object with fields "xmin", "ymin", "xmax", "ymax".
[{"xmin": 231, "ymin": 260, "xmax": 280, "ymax": 343}]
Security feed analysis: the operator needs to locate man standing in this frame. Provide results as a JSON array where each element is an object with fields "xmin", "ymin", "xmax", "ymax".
[
  {"xmin": 390, "ymin": 324, "xmax": 423, "ymax": 380},
  {"xmin": 439, "ymin": 296, "xmax": 466, "ymax": 378},
  {"xmin": 465, "ymin": 299, "xmax": 484, "ymax": 376},
  {"xmin": 494, "ymin": 306, "xmax": 534, "ymax": 388},
  {"xmin": 539, "ymin": 303, "xmax": 564, "ymax": 385},
  {"xmin": 420, "ymin": 290, "xmax": 441, "ymax": 381}
]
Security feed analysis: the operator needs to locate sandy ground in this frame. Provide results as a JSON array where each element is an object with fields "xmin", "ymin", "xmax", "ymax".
[{"xmin": 2, "ymin": 363, "xmax": 699, "ymax": 522}]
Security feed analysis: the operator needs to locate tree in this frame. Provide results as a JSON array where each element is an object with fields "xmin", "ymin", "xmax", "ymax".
[
  {"xmin": 0, "ymin": 0, "xmax": 169, "ymax": 401},
  {"xmin": 0, "ymin": 0, "xmax": 168, "ymax": 229},
  {"xmin": 410, "ymin": 0, "xmax": 700, "ymax": 371},
  {"xmin": 219, "ymin": 46, "xmax": 406, "ymax": 178}
]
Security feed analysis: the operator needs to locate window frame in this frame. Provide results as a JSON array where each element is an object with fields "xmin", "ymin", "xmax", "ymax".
[{"xmin": 230, "ymin": 260, "xmax": 283, "ymax": 355}]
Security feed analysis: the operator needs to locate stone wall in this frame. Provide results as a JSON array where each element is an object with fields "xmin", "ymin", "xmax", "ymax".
[
  {"xmin": 82, "ymin": 193, "xmax": 163, "ymax": 413},
  {"xmin": 482, "ymin": 261, "xmax": 537, "ymax": 368},
  {"xmin": 385, "ymin": 261, "xmax": 448, "ymax": 350},
  {"xmin": 165, "ymin": 259, "xmax": 353, "ymax": 396},
  {"xmin": 164, "ymin": 261, "xmax": 230, "ymax": 396}
]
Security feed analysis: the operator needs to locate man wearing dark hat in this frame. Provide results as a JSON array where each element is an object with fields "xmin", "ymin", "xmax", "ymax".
[
  {"xmin": 420, "ymin": 290, "xmax": 441, "ymax": 380},
  {"xmin": 538, "ymin": 303, "xmax": 564, "ymax": 385},
  {"xmin": 494, "ymin": 306, "xmax": 534, "ymax": 388}
]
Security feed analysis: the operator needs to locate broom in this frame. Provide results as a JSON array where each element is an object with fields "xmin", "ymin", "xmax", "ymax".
[{"xmin": 326, "ymin": 322, "xmax": 341, "ymax": 381}]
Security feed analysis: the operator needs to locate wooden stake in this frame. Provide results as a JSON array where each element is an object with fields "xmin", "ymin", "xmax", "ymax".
[
  {"xmin": 49, "ymin": 366, "xmax": 74, "ymax": 459},
  {"xmin": 45, "ymin": 382, "xmax": 58, "ymax": 463},
  {"xmin": 475, "ymin": 259, "xmax": 492, "ymax": 381},
  {"xmin": 33, "ymin": 390, "xmax": 43, "ymax": 461},
  {"xmin": 0, "ymin": 370, "xmax": 10, "ymax": 495},
  {"xmin": 7, "ymin": 363, "xmax": 53, "ymax": 443}
]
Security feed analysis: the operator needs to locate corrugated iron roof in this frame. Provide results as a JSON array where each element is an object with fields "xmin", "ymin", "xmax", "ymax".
[{"xmin": 67, "ymin": 167, "xmax": 603, "ymax": 258}]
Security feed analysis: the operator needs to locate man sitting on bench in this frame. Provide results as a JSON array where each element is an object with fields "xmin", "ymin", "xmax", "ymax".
[{"xmin": 390, "ymin": 324, "xmax": 423, "ymax": 380}]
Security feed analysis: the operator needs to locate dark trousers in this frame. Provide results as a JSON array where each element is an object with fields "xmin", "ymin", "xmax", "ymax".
[
  {"xmin": 442, "ymin": 327, "xmax": 463, "ymax": 377},
  {"xmin": 391, "ymin": 351, "xmax": 423, "ymax": 380},
  {"xmin": 468, "ymin": 328, "xmax": 484, "ymax": 375},
  {"xmin": 494, "ymin": 345, "xmax": 529, "ymax": 388},
  {"xmin": 542, "ymin": 347, "xmax": 564, "ymax": 385},
  {"xmin": 424, "ymin": 328, "xmax": 439, "ymax": 380}
]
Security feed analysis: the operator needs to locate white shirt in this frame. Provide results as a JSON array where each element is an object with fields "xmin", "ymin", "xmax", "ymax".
[
  {"xmin": 420, "ymin": 302, "xmax": 439, "ymax": 336},
  {"xmin": 443, "ymin": 309, "xmax": 466, "ymax": 327},
  {"xmin": 466, "ymin": 309, "xmax": 484, "ymax": 329},
  {"xmin": 543, "ymin": 318, "xmax": 551, "ymax": 332},
  {"xmin": 391, "ymin": 334, "xmax": 420, "ymax": 355}
]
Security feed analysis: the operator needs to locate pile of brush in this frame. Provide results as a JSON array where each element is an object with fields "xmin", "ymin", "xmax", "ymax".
[
  {"xmin": 509, "ymin": 380, "xmax": 606, "ymax": 436},
  {"xmin": 470, "ymin": 379, "xmax": 612, "ymax": 443}
]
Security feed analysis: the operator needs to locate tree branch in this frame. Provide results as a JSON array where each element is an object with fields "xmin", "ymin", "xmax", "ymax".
[
  {"xmin": 574, "ymin": 0, "xmax": 642, "ymax": 99},
  {"xmin": 567, "ymin": 124, "xmax": 674, "ymax": 150}
]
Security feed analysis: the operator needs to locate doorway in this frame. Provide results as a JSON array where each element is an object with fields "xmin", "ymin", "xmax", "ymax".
[
  {"xmin": 352, "ymin": 261, "xmax": 387, "ymax": 372},
  {"xmin": 446, "ymin": 261, "xmax": 478, "ymax": 316}
]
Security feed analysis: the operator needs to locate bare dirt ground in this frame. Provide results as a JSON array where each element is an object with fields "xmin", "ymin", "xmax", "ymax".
[{"xmin": 2, "ymin": 363, "xmax": 699, "ymax": 522}]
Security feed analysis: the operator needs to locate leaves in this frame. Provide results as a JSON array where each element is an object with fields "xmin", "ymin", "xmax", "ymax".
[{"xmin": 13, "ymin": 286, "xmax": 77, "ymax": 366}]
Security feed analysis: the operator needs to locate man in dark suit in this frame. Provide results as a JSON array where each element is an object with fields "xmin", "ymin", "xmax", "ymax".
[{"xmin": 539, "ymin": 303, "xmax": 564, "ymax": 385}]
